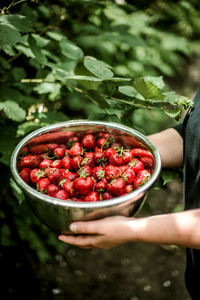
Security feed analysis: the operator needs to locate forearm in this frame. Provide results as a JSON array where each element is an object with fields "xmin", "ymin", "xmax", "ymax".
[
  {"xmin": 148, "ymin": 128, "xmax": 183, "ymax": 168},
  {"xmin": 129, "ymin": 209, "xmax": 200, "ymax": 249}
]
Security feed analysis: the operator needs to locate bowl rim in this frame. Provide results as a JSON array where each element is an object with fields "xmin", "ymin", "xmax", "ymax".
[{"xmin": 10, "ymin": 120, "xmax": 162, "ymax": 208}]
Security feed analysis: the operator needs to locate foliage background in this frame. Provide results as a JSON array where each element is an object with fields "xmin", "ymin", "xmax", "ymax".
[{"xmin": 1, "ymin": 0, "xmax": 200, "ymax": 299}]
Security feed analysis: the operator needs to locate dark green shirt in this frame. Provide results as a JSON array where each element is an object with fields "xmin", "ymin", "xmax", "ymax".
[{"xmin": 174, "ymin": 89, "xmax": 200, "ymax": 300}]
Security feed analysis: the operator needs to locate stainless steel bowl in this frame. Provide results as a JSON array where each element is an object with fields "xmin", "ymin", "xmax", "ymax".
[{"xmin": 10, "ymin": 120, "xmax": 161, "ymax": 233}]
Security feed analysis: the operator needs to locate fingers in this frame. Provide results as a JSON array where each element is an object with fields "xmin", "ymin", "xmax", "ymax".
[
  {"xmin": 58, "ymin": 233, "xmax": 98, "ymax": 248},
  {"xmin": 69, "ymin": 220, "xmax": 101, "ymax": 234}
]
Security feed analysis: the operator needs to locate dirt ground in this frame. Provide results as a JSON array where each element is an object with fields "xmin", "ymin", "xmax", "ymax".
[{"xmin": 2, "ymin": 180, "xmax": 191, "ymax": 300}]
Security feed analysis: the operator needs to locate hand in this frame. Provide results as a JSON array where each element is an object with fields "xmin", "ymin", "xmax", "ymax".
[{"xmin": 58, "ymin": 216, "xmax": 135, "ymax": 249}]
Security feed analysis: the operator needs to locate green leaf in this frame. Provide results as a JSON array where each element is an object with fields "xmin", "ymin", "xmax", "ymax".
[
  {"xmin": 161, "ymin": 169, "xmax": 178, "ymax": 185},
  {"xmin": 60, "ymin": 38, "xmax": 84, "ymax": 61},
  {"xmin": 16, "ymin": 121, "xmax": 44, "ymax": 137},
  {"xmin": 10, "ymin": 178, "xmax": 25, "ymax": 205},
  {"xmin": 0, "ymin": 14, "xmax": 32, "ymax": 33},
  {"xmin": 0, "ymin": 24, "xmax": 21, "ymax": 52},
  {"xmin": 0, "ymin": 100, "xmax": 26, "ymax": 122},
  {"xmin": 104, "ymin": 77, "xmax": 131, "ymax": 82},
  {"xmin": 133, "ymin": 78, "xmax": 164, "ymax": 100},
  {"xmin": 65, "ymin": 75, "xmax": 103, "ymax": 81},
  {"xmin": 84, "ymin": 56, "xmax": 114, "ymax": 79},
  {"xmin": 118, "ymin": 86, "xmax": 138, "ymax": 97},
  {"xmin": 87, "ymin": 90, "xmax": 110, "ymax": 109},
  {"xmin": 142, "ymin": 76, "xmax": 165, "ymax": 89},
  {"xmin": 33, "ymin": 82, "xmax": 61, "ymax": 101},
  {"xmin": 0, "ymin": 124, "xmax": 17, "ymax": 165},
  {"xmin": 28, "ymin": 34, "xmax": 47, "ymax": 65},
  {"xmin": 164, "ymin": 108, "xmax": 181, "ymax": 118}
]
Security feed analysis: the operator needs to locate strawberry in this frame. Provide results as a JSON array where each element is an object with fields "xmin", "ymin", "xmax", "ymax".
[
  {"xmin": 53, "ymin": 147, "xmax": 65, "ymax": 158},
  {"xmin": 74, "ymin": 176, "xmax": 95, "ymax": 195},
  {"xmin": 19, "ymin": 168, "xmax": 31, "ymax": 184},
  {"xmin": 62, "ymin": 179, "xmax": 75, "ymax": 197},
  {"xmin": 92, "ymin": 166, "xmax": 105, "ymax": 181},
  {"xmin": 93, "ymin": 151, "xmax": 107, "ymax": 166},
  {"xmin": 102, "ymin": 191, "xmax": 113, "ymax": 200},
  {"xmin": 94, "ymin": 146, "xmax": 102, "ymax": 153},
  {"xmin": 84, "ymin": 191, "xmax": 100, "ymax": 202},
  {"xmin": 37, "ymin": 178, "xmax": 50, "ymax": 193},
  {"xmin": 61, "ymin": 156, "xmax": 72, "ymax": 170},
  {"xmin": 98, "ymin": 133, "xmax": 111, "ymax": 139},
  {"xmin": 67, "ymin": 137, "xmax": 79, "ymax": 149},
  {"xmin": 133, "ymin": 169, "xmax": 151, "ymax": 189},
  {"xmin": 81, "ymin": 134, "xmax": 95, "ymax": 150},
  {"xmin": 122, "ymin": 168, "xmax": 135, "ymax": 184},
  {"xmin": 52, "ymin": 189, "xmax": 69, "ymax": 200},
  {"xmin": 95, "ymin": 178, "xmax": 107, "ymax": 193},
  {"xmin": 47, "ymin": 184, "xmax": 60, "ymax": 195},
  {"xmin": 81, "ymin": 152, "xmax": 94, "ymax": 168},
  {"xmin": 109, "ymin": 152, "xmax": 124, "ymax": 166},
  {"xmin": 19, "ymin": 146, "xmax": 29, "ymax": 157},
  {"xmin": 45, "ymin": 168, "xmax": 63, "ymax": 185},
  {"xmin": 39, "ymin": 158, "xmax": 52, "ymax": 169},
  {"xmin": 129, "ymin": 158, "xmax": 144, "ymax": 174},
  {"xmin": 71, "ymin": 156, "xmax": 82, "ymax": 170},
  {"xmin": 105, "ymin": 148, "xmax": 116, "ymax": 159},
  {"xmin": 30, "ymin": 168, "xmax": 44, "ymax": 183},
  {"xmin": 51, "ymin": 159, "xmax": 62, "ymax": 168},
  {"xmin": 68, "ymin": 142, "xmax": 82, "ymax": 157},
  {"xmin": 29, "ymin": 143, "xmax": 58, "ymax": 155},
  {"xmin": 123, "ymin": 150, "xmax": 132, "ymax": 163},
  {"xmin": 119, "ymin": 165, "xmax": 129, "ymax": 175},
  {"xmin": 125, "ymin": 184, "xmax": 134, "ymax": 193},
  {"xmin": 61, "ymin": 170, "xmax": 78, "ymax": 181},
  {"xmin": 105, "ymin": 165, "xmax": 119, "ymax": 182},
  {"xmin": 131, "ymin": 148, "xmax": 154, "ymax": 159},
  {"xmin": 20, "ymin": 155, "xmax": 43, "ymax": 169},
  {"xmin": 97, "ymin": 137, "xmax": 112, "ymax": 150},
  {"xmin": 140, "ymin": 156, "xmax": 154, "ymax": 170},
  {"xmin": 78, "ymin": 166, "xmax": 93, "ymax": 177},
  {"xmin": 107, "ymin": 178, "xmax": 126, "ymax": 196}
]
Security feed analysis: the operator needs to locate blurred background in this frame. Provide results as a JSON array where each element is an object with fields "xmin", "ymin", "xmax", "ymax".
[{"xmin": 1, "ymin": 0, "xmax": 200, "ymax": 299}]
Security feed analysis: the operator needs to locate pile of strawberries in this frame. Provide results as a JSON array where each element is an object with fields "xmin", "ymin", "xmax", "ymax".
[{"xmin": 18, "ymin": 132, "xmax": 154, "ymax": 202}]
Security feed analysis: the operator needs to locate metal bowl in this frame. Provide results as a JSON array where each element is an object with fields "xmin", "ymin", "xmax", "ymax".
[{"xmin": 10, "ymin": 120, "xmax": 161, "ymax": 233}]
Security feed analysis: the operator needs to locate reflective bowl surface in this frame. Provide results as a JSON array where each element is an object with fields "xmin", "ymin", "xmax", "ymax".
[{"xmin": 10, "ymin": 120, "xmax": 161, "ymax": 233}]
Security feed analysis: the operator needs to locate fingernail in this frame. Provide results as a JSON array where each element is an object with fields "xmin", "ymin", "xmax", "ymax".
[{"xmin": 70, "ymin": 223, "xmax": 77, "ymax": 232}]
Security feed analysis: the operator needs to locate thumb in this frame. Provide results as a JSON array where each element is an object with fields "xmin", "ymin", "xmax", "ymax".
[{"xmin": 69, "ymin": 221, "xmax": 99, "ymax": 234}]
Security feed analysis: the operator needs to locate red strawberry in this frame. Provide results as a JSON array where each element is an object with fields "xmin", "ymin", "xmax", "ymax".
[
  {"xmin": 29, "ymin": 143, "xmax": 58, "ymax": 155},
  {"xmin": 134, "ymin": 169, "xmax": 151, "ymax": 189},
  {"xmin": 39, "ymin": 158, "xmax": 52, "ymax": 169},
  {"xmin": 107, "ymin": 178, "xmax": 126, "ymax": 196},
  {"xmin": 131, "ymin": 148, "xmax": 154, "ymax": 159},
  {"xmin": 92, "ymin": 166, "xmax": 105, "ymax": 181},
  {"xmin": 61, "ymin": 156, "xmax": 72, "ymax": 170},
  {"xmin": 84, "ymin": 191, "xmax": 100, "ymax": 202},
  {"xmin": 140, "ymin": 156, "xmax": 154, "ymax": 170},
  {"xmin": 61, "ymin": 170, "xmax": 78, "ymax": 181},
  {"xmin": 67, "ymin": 137, "xmax": 79, "ymax": 149},
  {"xmin": 109, "ymin": 152, "xmax": 124, "ymax": 166},
  {"xmin": 30, "ymin": 168, "xmax": 44, "ymax": 183},
  {"xmin": 98, "ymin": 133, "xmax": 111, "ymax": 139},
  {"xmin": 37, "ymin": 178, "xmax": 50, "ymax": 193},
  {"xmin": 111, "ymin": 143, "xmax": 122, "ymax": 151},
  {"xmin": 81, "ymin": 134, "xmax": 95, "ymax": 150},
  {"xmin": 78, "ymin": 166, "xmax": 93, "ymax": 177},
  {"xmin": 45, "ymin": 168, "xmax": 63, "ymax": 185},
  {"xmin": 94, "ymin": 146, "xmax": 102, "ymax": 153},
  {"xmin": 123, "ymin": 150, "xmax": 132, "ymax": 163},
  {"xmin": 47, "ymin": 184, "xmax": 60, "ymax": 195},
  {"xmin": 19, "ymin": 146, "xmax": 29, "ymax": 156},
  {"xmin": 105, "ymin": 165, "xmax": 119, "ymax": 182},
  {"xmin": 71, "ymin": 156, "xmax": 83, "ymax": 170},
  {"xmin": 51, "ymin": 159, "xmax": 62, "ymax": 168},
  {"xmin": 68, "ymin": 142, "xmax": 82, "ymax": 157},
  {"xmin": 119, "ymin": 165, "xmax": 129, "ymax": 175},
  {"xmin": 125, "ymin": 184, "xmax": 134, "ymax": 193},
  {"xmin": 19, "ymin": 168, "xmax": 31, "ymax": 184},
  {"xmin": 52, "ymin": 190, "xmax": 69, "ymax": 200},
  {"xmin": 93, "ymin": 151, "xmax": 107, "ymax": 166},
  {"xmin": 74, "ymin": 177, "xmax": 95, "ymax": 195},
  {"xmin": 95, "ymin": 178, "xmax": 107, "ymax": 193},
  {"xmin": 102, "ymin": 191, "xmax": 113, "ymax": 200},
  {"xmin": 62, "ymin": 179, "xmax": 75, "ymax": 197},
  {"xmin": 129, "ymin": 158, "xmax": 144, "ymax": 174},
  {"xmin": 53, "ymin": 147, "xmax": 65, "ymax": 158},
  {"xmin": 81, "ymin": 152, "xmax": 94, "ymax": 168},
  {"xmin": 122, "ymin": 168, "xmax": 135, "ymax": 184},
  {"xmin": 20, "ymin": 155, "xmax": 43, "ymax": 169},
  {"xmin": 105, "ymin": 148, "xmax": 116, "ymax": 159}
]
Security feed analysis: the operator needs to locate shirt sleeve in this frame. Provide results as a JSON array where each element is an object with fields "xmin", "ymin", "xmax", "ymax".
[{"xmin": 173, "ymin": 123, "xmax": 184, "ymax": 138}]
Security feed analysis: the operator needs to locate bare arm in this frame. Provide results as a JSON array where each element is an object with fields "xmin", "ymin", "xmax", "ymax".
[{"xmin": 148, "ymin": 128, "xmax": 183, "ymax": 168}]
